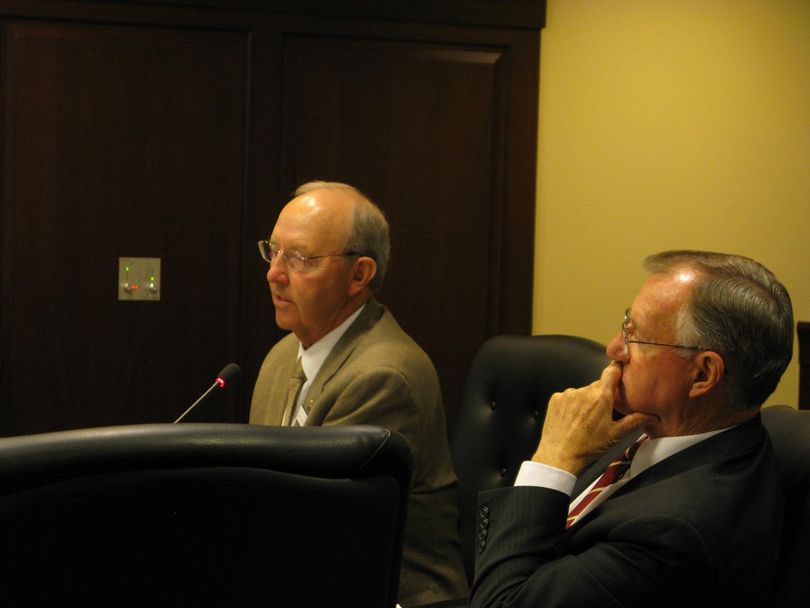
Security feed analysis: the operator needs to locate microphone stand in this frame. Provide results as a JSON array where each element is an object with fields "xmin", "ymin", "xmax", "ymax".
[{"xmin": 174, "ymin": 380, "xmax": 223, "ymax": 424}]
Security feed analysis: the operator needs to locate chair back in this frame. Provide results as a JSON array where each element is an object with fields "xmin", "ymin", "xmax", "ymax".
[
  {"xmin": 761, "ymin": 405, "xmax": 810, "ymax": 608},
  {"xmin": 0, "ymin": 423, "xmax": 411, "ymax": 607},
  {"xmin": 450, "ymin": 334, "xmax": 608, "ymax": 581}
]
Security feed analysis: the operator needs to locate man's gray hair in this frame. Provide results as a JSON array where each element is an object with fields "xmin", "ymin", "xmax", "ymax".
[
  {"xmin": 644, "ymin": 250, "xmax": 793, "ymax": 410},
  {"xmin": 295, "ymin": 181, "xmax": 390, "ymax": 292}
]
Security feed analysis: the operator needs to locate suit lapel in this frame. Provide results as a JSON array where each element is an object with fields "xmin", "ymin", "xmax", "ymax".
[
  {"xmin": 302, "ymin": 299, "xmax": 384, "ymax": 417},
  {"xmin": 250, "ymin": 333, "xmax": 300, "ymax": 426}
]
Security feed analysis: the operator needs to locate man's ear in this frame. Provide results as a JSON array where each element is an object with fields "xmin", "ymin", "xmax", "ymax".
[
  {"xmin": 689, "ymin": 351, "xmax": 725, "ymax": 398},
  {"xmin": 347, "ymin": 256, "xmax": 377, "ymax": 296}
]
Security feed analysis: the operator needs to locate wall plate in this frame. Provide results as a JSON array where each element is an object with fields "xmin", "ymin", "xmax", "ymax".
[{"xmin": 118, "ymin": 257, "xmax": 160, "ymax": 301}]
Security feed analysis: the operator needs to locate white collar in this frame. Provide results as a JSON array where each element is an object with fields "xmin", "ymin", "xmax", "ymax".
[
  {"xmin": 629, "ymin": 426, "xmax": 732, "ymax": 478},
  {"xmin": 297, "ymin": 304, "xmax": 366, "ymax": 382}
]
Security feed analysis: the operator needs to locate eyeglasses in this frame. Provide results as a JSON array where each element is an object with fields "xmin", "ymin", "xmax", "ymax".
[
  {"xmin": 621, "ymin": 308, "xmax": 704, "ymax": 354},
  {"xmin": 258, "ymin": 240, "xmax": 359, "ymax": 273}
]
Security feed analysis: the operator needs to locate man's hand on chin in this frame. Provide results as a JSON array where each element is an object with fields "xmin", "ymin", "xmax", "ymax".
[{"xmin": 532, "ymin": 361, "xmax": 657, "ymax": 475}]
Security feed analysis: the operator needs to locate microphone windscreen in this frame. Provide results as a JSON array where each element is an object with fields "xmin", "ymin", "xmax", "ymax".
[{"xmin": 216, "ymin": 363, "xmax": 241, "ymax": 385}]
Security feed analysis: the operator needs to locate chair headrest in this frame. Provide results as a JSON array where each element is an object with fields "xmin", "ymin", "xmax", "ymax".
[
  {"xmin": 761, "ymin": 406, "xmax": 810, "ymax": 489},
  {"xmin": 762, "ymin": 405, "xmax": 810, "ymax": 490}
]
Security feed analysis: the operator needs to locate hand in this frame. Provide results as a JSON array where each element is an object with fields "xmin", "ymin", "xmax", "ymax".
[{"xmin": 531, "ymin": 362, "xmax": 655, "ymax": 475}]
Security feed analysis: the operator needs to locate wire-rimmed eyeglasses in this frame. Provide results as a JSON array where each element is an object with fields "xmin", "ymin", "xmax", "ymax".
[
  {"xmin": 621, "ymin": 308, "xmax": 704, "ymax": 354},
  {"xmin": 258, "ymin": 240, "xmax": 359, "ymax": 273}
]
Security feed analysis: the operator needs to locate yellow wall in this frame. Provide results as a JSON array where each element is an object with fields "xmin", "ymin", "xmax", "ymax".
[{"xmin": 534, "ymin": 0, "xmax": 810, "ymax": 407}]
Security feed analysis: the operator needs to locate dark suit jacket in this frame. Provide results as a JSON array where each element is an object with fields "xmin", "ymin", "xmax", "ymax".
[
  {"xmin": 470, "ymin": 416, "xmax": 782, "ymax": 608},
  {"xmin": 250, "ymin": 299, "xmax": 468, "ymax": 606}
]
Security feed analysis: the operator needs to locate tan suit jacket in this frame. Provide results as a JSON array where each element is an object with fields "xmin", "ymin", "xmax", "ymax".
[{"xmin": 250, "ymin": 299, "xmax": 468, "ymax": 606}]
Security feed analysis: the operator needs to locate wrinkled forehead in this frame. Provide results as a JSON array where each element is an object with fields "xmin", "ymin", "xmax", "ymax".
[
  {"xmin": 271, "ymin": 191, "xmax": 353, "ymax": 251},
  {"xmin": 633, "ymin": 271, "xmax": 698, "ymax": 323}
]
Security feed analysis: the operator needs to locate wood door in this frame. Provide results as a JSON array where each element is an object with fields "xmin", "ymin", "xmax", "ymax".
[
  {"xmin": 267, "ymin": 31, "xmax": 537, "ymax": 426},
  {"xmin": 0, "ymin": 20, "xmax": 247, "ymax": 434}
]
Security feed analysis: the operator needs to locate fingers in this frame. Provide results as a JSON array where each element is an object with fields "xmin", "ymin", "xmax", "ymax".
[
  {"xmin": 600, "ymin": 361, "xmax": 623, "ymax": 391},
  {"xmin": 579, "ymin": 361, "xmax": 622, "ymax": 412}
]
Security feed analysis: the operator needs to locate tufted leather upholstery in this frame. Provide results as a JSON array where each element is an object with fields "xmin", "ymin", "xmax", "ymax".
[
  {"xmin": 0, "ymin": 423, "xmax": 411, "ymax": 607},
  {"xmin": 761, "ymin": 405, "xmax": 810, "ymax": 608},
  {"xmin": 449, "ymin": 334, "xmax": 609, "ymax": 582}
]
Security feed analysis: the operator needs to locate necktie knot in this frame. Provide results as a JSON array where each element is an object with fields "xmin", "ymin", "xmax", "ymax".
[{"xmin": 293, "ymin": 357, "xmax": 306, "ymax": 382}]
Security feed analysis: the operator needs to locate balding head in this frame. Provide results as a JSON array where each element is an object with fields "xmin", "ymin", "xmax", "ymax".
[{"xmin": 292, "ymin": 181, "xmax": 390, "ymax": 292}]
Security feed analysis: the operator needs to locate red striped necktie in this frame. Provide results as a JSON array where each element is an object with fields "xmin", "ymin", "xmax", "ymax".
[{"xmin": 566, "ymin": 437, "xmax": 646, "ymax": 529}]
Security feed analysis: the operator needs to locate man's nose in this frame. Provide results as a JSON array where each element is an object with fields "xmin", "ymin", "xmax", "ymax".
[
  {"xmin": 606, "ymin": 333, "xmax": 628, "ymax": 361},
  {"xmin": 266, "ymin": 257, "xmax": 288, "ymax": 284}
]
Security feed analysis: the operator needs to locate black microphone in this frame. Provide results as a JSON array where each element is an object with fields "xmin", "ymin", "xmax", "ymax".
[{"xmin": 173, "ymin": 363, "xmax": 241, "ymax": 423}]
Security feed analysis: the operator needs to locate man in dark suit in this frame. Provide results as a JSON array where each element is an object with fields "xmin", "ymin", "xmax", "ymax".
[
  {"xmin": 471, "ymin": 250, "xmax": 793, "ymax": 608},
  {"xmin": 250, "ymin": 181, "xmax": 468, "ymax": 606}
]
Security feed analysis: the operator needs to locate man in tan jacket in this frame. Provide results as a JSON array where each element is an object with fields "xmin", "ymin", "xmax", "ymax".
[{"xmin": 250, "ymin": 181, "xmax": 468, "ymax": 606}]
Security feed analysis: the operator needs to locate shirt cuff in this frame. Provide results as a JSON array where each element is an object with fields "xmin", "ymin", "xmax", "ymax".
[{"xmin": 514, "ymin": 460, "xmax": 577, "ymax": 496}]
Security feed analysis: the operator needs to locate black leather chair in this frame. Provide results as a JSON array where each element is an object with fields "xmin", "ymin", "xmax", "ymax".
[
  {"xmin": 761, "ymin": 405, "xmax": 810, "ymax": 608},
  {"xmin": 450, "ymin": 334, "xmax": 609, "ymax": 583},
  {"xmin": 0, "ymin": 423, "xmax": 411, "ymax": 608}
]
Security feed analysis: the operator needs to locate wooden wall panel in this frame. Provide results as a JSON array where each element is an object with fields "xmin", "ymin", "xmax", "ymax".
[
  {"xmin": 277, "ymin": 36, "xmax": 508, "ymax": 423},
  {"xmin": 1, "ymin": 21, "xmax": 247, "ymax": 434},
  {"xmin": 0, "ymin": 1, "xmax": 542, "ymax": 435}
]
